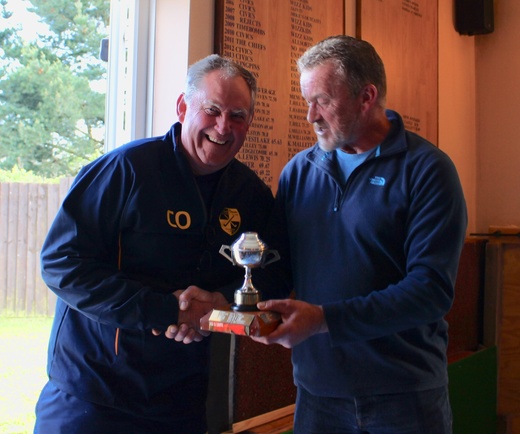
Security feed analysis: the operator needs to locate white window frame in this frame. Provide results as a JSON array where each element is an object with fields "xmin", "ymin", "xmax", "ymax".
[{"xmin": 104, "ymin": 0, "xmax": 156, "ymax": 151}]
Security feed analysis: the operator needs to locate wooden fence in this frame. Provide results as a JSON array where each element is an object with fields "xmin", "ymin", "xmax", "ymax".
[{"xmin": 0, "ymin": 178, "xmax": 73, "ymax": 317}]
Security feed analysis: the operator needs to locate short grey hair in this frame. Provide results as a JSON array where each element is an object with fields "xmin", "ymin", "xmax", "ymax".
[
  {"xmin": 297, "ymin": 35, "xmax": 387, "ymax": 104},
  {"xmin": 184, "ymin": 54, "xmax": 257, "ymax": 116}
]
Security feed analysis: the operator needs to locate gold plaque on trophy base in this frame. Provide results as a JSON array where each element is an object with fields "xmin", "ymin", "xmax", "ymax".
[{"xmin": 200, "ymin": 305, "xmax": 281, "ymax": 337}]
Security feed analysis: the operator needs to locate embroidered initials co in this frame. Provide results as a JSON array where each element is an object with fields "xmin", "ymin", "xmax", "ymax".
[{"xmin": 167, "ymin": 210, "xmax": 191, "ymax": 230}]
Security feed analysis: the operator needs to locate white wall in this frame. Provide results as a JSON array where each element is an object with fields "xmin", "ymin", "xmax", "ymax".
[
  {"xmin": 438, "ymin": 0, "xmax": 478, "ymax": 234},
  {"xmin": 152, "ymin": 0, "xmax": 214, "ymax": 136},
  {"xmin": 475, "ymin": 0, "xmax": 520, "ymax": 231},
  {"xmin": 435, "ymin": 0, "xmax": 520, "ymax": 234}
]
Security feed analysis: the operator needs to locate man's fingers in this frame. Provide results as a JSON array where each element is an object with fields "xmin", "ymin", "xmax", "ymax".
[
  {"xmin": 199, "ymin": 329, "xmax": 211, "ymax": 338},
  {"xmin": 179, "ymin": 286, "xmax": 215, "ymax": 304},
  {"xmin": 161, "ymin": 323, "xmax": 209, "ymax": 343},
  {"xmin": 257, "ymin": 299, "xmax": 287, "ymax": 312},
  {"xmin": 172, "ymin": 323, "xmax": 186, "ymax": 342},
  {"xmin": 179, "ymin": 326, "xmax": 210, "ymax": 344},
  {"xmin": 181, "ymin": 328, "xmax": 197, "ymax": 344},
  {"xmin": 164, "ymin": 324, "xmax": 179, "ymax": 339}
]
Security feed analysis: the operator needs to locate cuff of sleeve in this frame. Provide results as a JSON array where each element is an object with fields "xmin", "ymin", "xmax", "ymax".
[
  {"xmin": 322, "ymin": 302, "xmax": 342, "ymax": 347},
  {"xmin": 144, "ymin": 291, "xmax": 179, "ymax": 329}
]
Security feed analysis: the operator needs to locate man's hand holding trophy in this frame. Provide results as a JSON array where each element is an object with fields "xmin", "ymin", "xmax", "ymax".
[{"xmin": 200, "ymin": 232, "xmax": 282, "ymax": 337}]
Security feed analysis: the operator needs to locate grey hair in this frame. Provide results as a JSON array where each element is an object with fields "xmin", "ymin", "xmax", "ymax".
[
  {"xmin": 297, "ymin": 35, "xmax": 387, "ymax": 104},
  {"xmin": 184, "ymin": 54, "xmax": 257, "ymax": 117}
]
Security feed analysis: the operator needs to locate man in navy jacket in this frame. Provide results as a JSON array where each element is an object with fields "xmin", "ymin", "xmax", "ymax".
[
  {"xmin": 34, "ymin": 54, "xmax": 273, "ymax": 434},
  {"xmin": 250, "ymin": 36, "xmax": 468, "ymax": 433}
]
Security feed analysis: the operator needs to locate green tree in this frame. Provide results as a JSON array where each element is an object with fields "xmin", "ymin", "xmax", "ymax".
[{"xmin": 0, "ymin": 0, "xmax": 109, "ymax": 177}]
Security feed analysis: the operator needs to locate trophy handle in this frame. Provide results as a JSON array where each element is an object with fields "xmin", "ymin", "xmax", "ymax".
[
  {"xmin": 262, "ymin": 249, "xmax": 280, "ymax": 267},
  {"xmin": 219, "ymin": 245, "xmax": 235, "ymax": 264}
]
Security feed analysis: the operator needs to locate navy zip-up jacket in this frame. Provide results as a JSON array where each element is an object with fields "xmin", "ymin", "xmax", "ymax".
[
  {"xmin": 40, "ymin": 122, "xmax": 274, "ymax": 411},
  {"xmin": 269, "ymin": 110, "xmax": 468, "ymax": 397}
]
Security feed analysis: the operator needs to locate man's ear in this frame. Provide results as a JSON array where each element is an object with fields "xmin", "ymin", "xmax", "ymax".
[
  {"xmin": 177, "ymin": 93, "xmax": 187, "ymax": 122},
  {"xmin": 360, "ymin": 84, "xmax": 378, "ymax": 112}
]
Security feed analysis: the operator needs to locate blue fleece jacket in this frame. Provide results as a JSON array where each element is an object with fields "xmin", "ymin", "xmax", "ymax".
[{"xmin": 271, "ymin": 110, "xmax": 468, "ymax": 397}]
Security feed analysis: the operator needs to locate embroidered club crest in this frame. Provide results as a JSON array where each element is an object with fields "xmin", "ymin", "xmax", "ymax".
[{"xmin": 219, "ymin": 208, "xmax": 241, "ymax": 236}]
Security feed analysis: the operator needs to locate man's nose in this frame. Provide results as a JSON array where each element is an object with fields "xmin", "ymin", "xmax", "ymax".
[
  {"xmin": 215, "ymin": 114, "xmax": 232, "ymax": 134},
  {"xmin": 307, "ymin": 102, "xmax": 320, "ymax": 124}
]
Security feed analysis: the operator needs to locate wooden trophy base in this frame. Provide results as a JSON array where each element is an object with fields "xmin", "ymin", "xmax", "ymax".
[{"xmin": 200, "ymin": 304, "xmax": 281, "ymax": 337}]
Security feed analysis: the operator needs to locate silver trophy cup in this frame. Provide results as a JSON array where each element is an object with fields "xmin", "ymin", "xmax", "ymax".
[{"xmin": 219, "ymin": 232, "xmax": 280, "ymax": 310}]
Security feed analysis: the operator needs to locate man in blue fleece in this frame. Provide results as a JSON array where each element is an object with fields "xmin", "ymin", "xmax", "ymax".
[
  {"xmin": 250, "ymin": 35, "xmax": 468, "ymax": 433},
  {"xmin": 34, "ymin": 54, "xmax": 274, "ymax": 434}
]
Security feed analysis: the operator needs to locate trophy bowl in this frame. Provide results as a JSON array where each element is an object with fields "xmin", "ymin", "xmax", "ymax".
[{"xmin": 219, "ymin": 232, "xmax": 280, "ymax": 309}]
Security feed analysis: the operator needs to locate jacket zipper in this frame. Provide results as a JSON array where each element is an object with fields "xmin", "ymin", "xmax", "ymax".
[{"xmin": 114, "ymin": 232, "xmax": 123, "ymax": 356}]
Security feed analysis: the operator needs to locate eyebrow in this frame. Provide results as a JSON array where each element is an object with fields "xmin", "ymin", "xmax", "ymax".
[{"xmin": 204, "ymin": 101, "xmax": 249, "ymax": 117}]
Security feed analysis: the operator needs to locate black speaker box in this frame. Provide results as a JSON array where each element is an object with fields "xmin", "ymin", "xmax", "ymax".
[{"xmin": 455, "ymin": 0, "xmax": 494, "ymax": 35}]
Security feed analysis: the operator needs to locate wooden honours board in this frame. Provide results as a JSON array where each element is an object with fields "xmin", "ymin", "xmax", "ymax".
[
  {"xmin": 215, "ymin": 0, "xmax": 344, "ymax": 191},
  {"xmin": 357, "ymin": 0, "xmax": 438, "ymax": 145}
]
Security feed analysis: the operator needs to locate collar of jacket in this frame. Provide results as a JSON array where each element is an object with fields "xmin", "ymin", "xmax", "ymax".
[
  {"xmin": 171, "ymin": 121, "xmax": 183, "ymax": 151},
  {"xmin": 305, "ymin": 109, "xmax": 408, "ymax": 174}
]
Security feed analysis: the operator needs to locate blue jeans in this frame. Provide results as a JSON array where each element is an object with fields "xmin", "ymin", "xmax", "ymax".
[{"xmin": 293, "ymin": 385, "xmax": 452, "ymax": 434}]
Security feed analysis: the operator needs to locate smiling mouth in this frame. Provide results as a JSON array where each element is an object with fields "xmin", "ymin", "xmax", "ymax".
[{"xmin": 206, "ymin": 134, "xmax": 227, "ymax": 145}]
